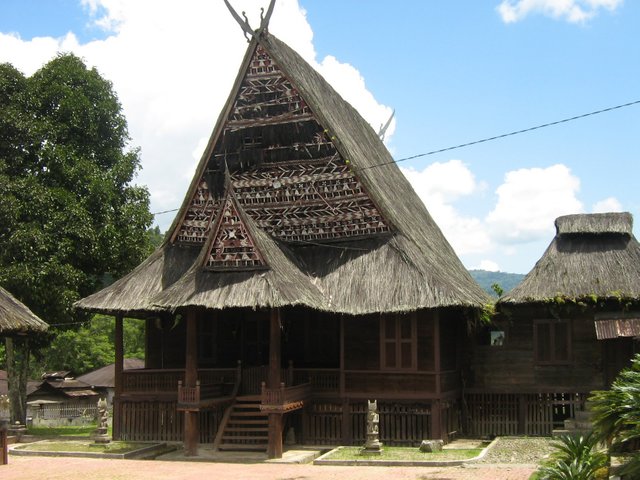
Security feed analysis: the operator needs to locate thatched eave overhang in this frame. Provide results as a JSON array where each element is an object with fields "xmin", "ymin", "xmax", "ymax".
[{"xmin": 0, "ymin": 286, "xmax": 49, "ymax": 336}]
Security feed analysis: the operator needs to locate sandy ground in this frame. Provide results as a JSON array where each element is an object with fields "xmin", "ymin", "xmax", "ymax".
[{"xmin": 2, "ymin": 455, "xmax": 535, "ymax": 480}]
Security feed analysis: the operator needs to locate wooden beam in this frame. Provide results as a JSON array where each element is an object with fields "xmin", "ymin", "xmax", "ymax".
[
  {"xmin": 184, "ymin": 310, "xmax": 199, "ymax": 456},
  {"xmin": 113, "ymin": 314, "xmax": 124, "ymax": 440},
  {"xmin": 269, "ymin": 308, "xmax": 281, "ymax": 388},
  {"xmin": 431, "ymin": 399, "xmax": 442, "ymax": 440},
  {"xmin": 268, "ymin": 308, "xmax": 283, "ymax": 458}
]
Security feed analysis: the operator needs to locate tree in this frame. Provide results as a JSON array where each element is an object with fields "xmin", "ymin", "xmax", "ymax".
[
  {"xmin": 36, "ymin": 315, "xmax": 145, "ymax": 376},
  {"xmin": 0, "ymin": 54, "xmax": 152, "ymax": 422},
  {"xmin": 590, "ymin": 353, "xmax": 640, "ymax": 478}
]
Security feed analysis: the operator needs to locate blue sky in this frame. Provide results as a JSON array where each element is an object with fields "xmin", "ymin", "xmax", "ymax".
[{"xmin": 0, "ymin": 0, "xmax": 638, "ymax": 274}]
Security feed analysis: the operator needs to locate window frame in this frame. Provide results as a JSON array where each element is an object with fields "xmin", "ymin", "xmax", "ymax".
[
  {"xmin": 533, "ymin": 318, "xmax": 572, "ymax": 365},
  {"xmin": 380, "ymin": 313, "xmax": 418, "ymax": 371}
]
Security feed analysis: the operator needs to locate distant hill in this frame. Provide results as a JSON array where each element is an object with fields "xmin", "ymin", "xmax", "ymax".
[{"xmin": 468, "ymin": 269, "xmax": 525, "ymax": 297}]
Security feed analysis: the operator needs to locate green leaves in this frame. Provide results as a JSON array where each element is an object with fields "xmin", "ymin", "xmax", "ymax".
[
  {"xmin": 537, "ymin": 434, "xmax": 607, "ymax": 480},
  {"xmin": 0, "ymin": 53, "xmax": 153, "ymax": 325}
]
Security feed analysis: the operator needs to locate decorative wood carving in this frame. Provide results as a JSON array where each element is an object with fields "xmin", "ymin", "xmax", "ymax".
[{"xmin": 205, "ymin": 194, "xmax": 267, "ymax": 271}]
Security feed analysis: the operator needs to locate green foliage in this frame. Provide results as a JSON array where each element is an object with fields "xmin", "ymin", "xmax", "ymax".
[
  {"xmin": 491, "ymin": 282, "xmax": 504, "ymax": 297},
  {"xmin": 468, "ymin": 269, "xmax": 524, "ymax": 297},
  {"xmin": 589, "ymin": 353, "xmax": 640, "ymax": 476},
  {"xmin": 537, "ymin": 434, "xmax": 607, "ymax": 480},
  {"xmin": 0, "ymin": 54, "xmax": 152, "ymax": 326},
  {"xmin": 35, "ymin": 315, "xmax": 145, "ymax": 376},
  {"xmin": 146, "ymin": 225, "xmax": 165, "ymax": 252}
]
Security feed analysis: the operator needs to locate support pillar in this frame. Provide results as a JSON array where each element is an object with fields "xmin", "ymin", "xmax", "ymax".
[
  {"xmin": 267, "ymin": 308, "xmax": 283, "ymax": 459},
  {"xmin": 184, "ymin": 310, "xmax": 199, "ymax": 456},
  {"xmin": 113, "ymin": 314, "xmax": 124, "ymax": 440}
]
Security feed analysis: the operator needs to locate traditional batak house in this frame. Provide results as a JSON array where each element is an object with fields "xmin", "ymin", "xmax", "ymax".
[
  {"xmin": 76, "ymin": 1, "xmax": 488, "ymax": 457},
  {"xmin": 467, "ymin": 212, "xmax": 640, "ymax": 437}
]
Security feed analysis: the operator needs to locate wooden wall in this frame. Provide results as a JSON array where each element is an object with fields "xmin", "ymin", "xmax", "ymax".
[{"xmin": 469, "ymin": 306, "xmax": 604, "ymax": 392}]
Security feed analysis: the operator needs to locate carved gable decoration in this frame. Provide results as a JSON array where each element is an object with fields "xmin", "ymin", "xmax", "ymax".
[
  {"xmin": 174, "ymin": 42, "xmax": 391, "ymax": 247},
  {"xmin": 205, "ymin": 193, "xmax": 267, "ymax": 271}
]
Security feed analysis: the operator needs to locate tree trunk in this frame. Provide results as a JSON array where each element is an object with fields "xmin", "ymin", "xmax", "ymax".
[{"xmin": 5, "ymin": 337, "xmax": 30, "ymax": 424}]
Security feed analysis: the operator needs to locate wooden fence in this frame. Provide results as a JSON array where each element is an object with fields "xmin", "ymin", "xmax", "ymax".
[
  {"xmin": 302, "ymin": 401, "xmax": 432, "ymax": 446},
  {"xmin": 117, "ymin": 400, "xmax": 227, "ymax": 443},
  {"xmin": 464, "ymin": 391, "xmax": 588, "ymax": 437}
]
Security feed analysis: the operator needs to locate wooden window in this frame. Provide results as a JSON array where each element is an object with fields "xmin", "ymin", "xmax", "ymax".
[
  {"xmin": 381, "ymin": 314, "xmax": 416, "ymax": 370},
  {"xmin": 534, "ymin": 319, "xmax": 571, "ymax": 364}
]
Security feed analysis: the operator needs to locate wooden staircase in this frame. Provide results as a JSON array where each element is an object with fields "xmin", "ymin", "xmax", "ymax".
[{"xmin": 215, "ymin": 395, "xmax": 269, "ymax": 452}]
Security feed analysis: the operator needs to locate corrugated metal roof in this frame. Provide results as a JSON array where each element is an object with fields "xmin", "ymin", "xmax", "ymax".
[{"xmin": 595, "ymin": 318, "xmax": 640, "ymax": 340}]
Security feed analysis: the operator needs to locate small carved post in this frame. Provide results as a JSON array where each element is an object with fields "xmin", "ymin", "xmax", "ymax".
[
  {"xmin": 361, "ymin": 400, "xmax": 383, "ymax": 455},
  {"xmin": 92, "ymin": 398, "xmax": 111, "ymax": 444}
]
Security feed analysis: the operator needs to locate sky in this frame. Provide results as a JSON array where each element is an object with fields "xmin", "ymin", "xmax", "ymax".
[{"xmin": 0, "ymin": 0, "xmax": 638, "ymax": 274}]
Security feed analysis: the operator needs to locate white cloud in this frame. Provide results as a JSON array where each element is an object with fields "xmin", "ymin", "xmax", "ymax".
[
  {"xmin": 0, "ymin": 0, "xmax": 394, "ymax": 228},
  {"xmin": 401, "ymin": 161, "xmax": 491, "ymax": 255},
  {"xmin": 497, "ymin": 0, "xmax": 623, "ymax": 23},
  {"xmin": 486, "ymin": 164, "xmax": 583, "ymax": 243},
  {"xmin": 477, "ymin": 260, "xmax": 501, "ymax": 272},
  {"xmin": 592, "ymin": 196, "xmax": 622, "ymax": 212}
]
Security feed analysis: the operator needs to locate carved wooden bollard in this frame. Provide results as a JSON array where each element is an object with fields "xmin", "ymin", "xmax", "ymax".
[{"xmin": 361, "ymin": 399, "xmax": 383, "ymax": 455}]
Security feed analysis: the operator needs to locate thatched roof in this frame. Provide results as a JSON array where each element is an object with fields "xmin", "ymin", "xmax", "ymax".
[
  {"xmin": 500, "ymin": 212, "xmax": 640, "ymax": 304},
  {"xmin": 76, "ymin": 29, "xmax": 489, "ymax": 317},
  {"xmin": 75, "ymin": 243, "xmax": 198, "ymax": 316},
  {"xmin": 0, "ymin": 286, "xmax": 49, "ymax": 336}
]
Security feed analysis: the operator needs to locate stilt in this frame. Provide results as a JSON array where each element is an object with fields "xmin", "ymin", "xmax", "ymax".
[{"xmin": 184, "ymin": 310, "xmax": 199, "ymax": 456}]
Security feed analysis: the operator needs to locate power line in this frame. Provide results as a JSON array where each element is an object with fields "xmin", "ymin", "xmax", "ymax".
[
  {"xmin": 152, "ymin": 99, "xmax": 640, "ymax": 215},
  {"xmin": 359, "ymin": 99, "xmax": 640, "ymax": 171}
]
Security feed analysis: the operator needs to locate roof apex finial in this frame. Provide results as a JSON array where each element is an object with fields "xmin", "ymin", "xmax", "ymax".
[{"xmin": 223, "ymin": 0, "xmax": 276, "ymax": 42}]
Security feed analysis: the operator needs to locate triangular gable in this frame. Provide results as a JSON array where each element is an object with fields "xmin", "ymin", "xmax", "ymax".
[
  {"xmin": 204, "ymin": 191, "xmax": 268, "ymax": 271},
  {"xmin": 172, "ymin": 42, "xmax": 391, "ymax": 247}
]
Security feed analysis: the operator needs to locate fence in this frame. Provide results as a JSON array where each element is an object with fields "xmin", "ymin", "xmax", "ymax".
[
  {"xmin": 27, "ymin": 402, "xmax": 100, "ymax": 427},
  {"xmin": 464, "ymin": 391, "xmax": 588, "ymax": 437}
]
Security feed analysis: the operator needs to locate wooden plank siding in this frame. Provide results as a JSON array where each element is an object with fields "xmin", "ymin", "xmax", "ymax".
[{"xmin": 469, "ymin": 307, "xmax": 604, "ymax": 392}]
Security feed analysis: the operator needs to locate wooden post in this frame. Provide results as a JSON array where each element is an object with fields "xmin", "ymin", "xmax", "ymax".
[
  {"xmin": 431, "ymin": 399, "xmax": 442, "ymax": 440},
  {"xmin": 518, "ymin": 394, "xmax": 527, "ymax": 434},
  {"xmin": 267, "ymin": 308, "xmax": 283, "ymax": 459},
  {"xmin": 184, "ymin": 309, "xmax": 199, "ymax": 456},
  {"xmin": 113, "ymin": 314, "xmax": 124, "ymax": 440},
  {"xmin": 432, "ymin": 312, "xmax": 443, "ymax": 440},
  {"xmin": 339, "ymin": 315, "xmax": 345, "ymax": 397}
]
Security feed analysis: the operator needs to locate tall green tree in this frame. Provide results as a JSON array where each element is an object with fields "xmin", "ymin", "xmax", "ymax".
[{"xmin": 0, "ymin": 54, "xmax": 153, "ymax": 422}]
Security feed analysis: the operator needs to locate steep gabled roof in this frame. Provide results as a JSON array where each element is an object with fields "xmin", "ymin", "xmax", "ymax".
[
  {"xmin": 0, "ymin": 286, "xmax": 49, "ymax": 335},
  {"xmin": 76, "ymin": 28, "xmax": 488, "ymax": 316},
  {"xmin": 500, "ymin": 212, "xmax": 640, "ymax": 304}
]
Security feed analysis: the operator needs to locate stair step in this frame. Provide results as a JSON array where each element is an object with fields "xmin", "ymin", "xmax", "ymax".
[
  {"xmin": 218, "ymin": 443, "xmax": 268, "ymax": 451},
  {"xmin": 236, "ymin": 395, "xmax": 261, "ymax": 401},
  {"xmin": 222, "ymin": 435, "xmax": 267, "ymax": 441},
  {"xmin": 230, "ymin": 411, "xmax": 267, "ymax": 417},
  {"xmin": 225, "ymin": 427, "xmax": 269, "ymax": 432},
  {"xmin": 234, "ymin": 404, "xmax": 261, "ymax": 409},
  {"xmin": 227, "ymin": 419, "xmax": 269, "ymax": 425}
]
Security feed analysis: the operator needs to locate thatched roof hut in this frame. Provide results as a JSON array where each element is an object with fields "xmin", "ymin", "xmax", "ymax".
[
  {"xmin": 0, "ymin": 286, "xmax": 49, "ymax": 336},
  {"xmin": 76, "ymin": 29, "xmax": 488, "ymax": 317},
  {"xmin": 500, "ymin": 212, "xmax": 640, "ymax": 304}
]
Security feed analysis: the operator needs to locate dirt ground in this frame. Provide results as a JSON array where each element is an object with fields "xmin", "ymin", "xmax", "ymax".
[{"xmin": 2, "ymin": 455, "xmax": 535, "ymax": 480}]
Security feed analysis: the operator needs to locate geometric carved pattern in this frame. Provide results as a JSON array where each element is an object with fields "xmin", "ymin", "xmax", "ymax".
[
  {"xmin": 228, "ymin": 44, "xmax": 311, "ymax": 129},
  {"xmin": 174, "ymin": 176, "xmax": 221, "ymax": 245},
  {"xmin": 174, "ymin": 42, "xmax": 391, "ymax": 249},
  {"xmin": 205, "ymin": 194, "xmax": 267, "ymax": 271},
  {"xmin": 230, "ymin": 157, "xmax": 390, "ymax": 242}
]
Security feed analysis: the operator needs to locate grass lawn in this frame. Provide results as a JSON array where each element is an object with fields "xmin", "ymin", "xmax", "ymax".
[
  {"xmin": 322, "ymin": 446, "xmax": 483, "ymax": 462},
  {"xmin": 16, "ymin": 440, "xmax": 149, "ymax": 454}
]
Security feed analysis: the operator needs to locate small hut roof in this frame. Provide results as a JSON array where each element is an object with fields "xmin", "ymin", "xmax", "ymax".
[
  {"xmin": 0, "ymin": 286, "xmax": 49, "ymax": 335},
  {"xmin": 500, "ymin": 212, "xmax": 640, "ymax": 304},
  {"xmin": 77, "ymin": 358, "xmax": 144, "ymax": 388}
]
